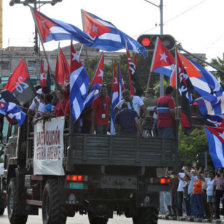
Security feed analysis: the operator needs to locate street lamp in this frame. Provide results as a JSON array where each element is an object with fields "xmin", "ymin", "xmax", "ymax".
[
  {"xmin": 144, "ymin": 0, "xmax": 164, "ymax": 96},
  {"xmin": 9, "ymin": 0, "xmax": 62, "ymax": 79}
]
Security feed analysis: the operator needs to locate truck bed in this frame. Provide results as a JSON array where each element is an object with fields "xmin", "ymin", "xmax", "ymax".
[{"xmin": 66, "ymin": 134, "xmax": 177, "ymax": 169}]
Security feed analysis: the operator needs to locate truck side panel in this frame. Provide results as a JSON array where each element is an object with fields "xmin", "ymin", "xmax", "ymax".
[{"xmin": 66, "ymin": 134, "xmax": 177, "ymax": 169}]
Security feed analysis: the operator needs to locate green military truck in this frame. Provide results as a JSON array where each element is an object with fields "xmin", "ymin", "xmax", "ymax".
[
  {"xmin": 2, "ymin": 116, "xmax": 178, "ymax": 224},
  {"xmin": 0, "ymin": 163, "xmax": 6, "ymax": 215}
]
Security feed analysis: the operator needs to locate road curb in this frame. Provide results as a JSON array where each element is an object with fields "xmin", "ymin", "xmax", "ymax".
[{"xmin": 159, "ymin": 215, "xmax": 224, "ymax": 223}]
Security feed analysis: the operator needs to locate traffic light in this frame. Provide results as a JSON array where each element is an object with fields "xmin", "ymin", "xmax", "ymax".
[
  {"xmin": 137, "ymin": 34, "xmax": 175, "ymax": 51},
  {"xmin": 196, "ymin": 152, "xmax": 206, "ymax": 167}
]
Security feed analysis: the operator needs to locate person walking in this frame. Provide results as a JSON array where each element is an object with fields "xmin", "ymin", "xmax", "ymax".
[{"xmin": 214, "ymin": 169, "xmax": 224, "ymax": 220}]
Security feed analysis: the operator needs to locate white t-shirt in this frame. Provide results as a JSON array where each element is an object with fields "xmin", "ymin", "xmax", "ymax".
[
  {"xmin": 116, "ymin": 96, "xmax": 144, "ymax": 116},
  {"xmin": 177, "ymin": 172, "xmax": 185, "ymax": 192},
  {"xmin": 205, "ymin": 178, "xmax": 214, "ymax": 196},
  {"xmin": 29, "ymin": 96, "xmax": 40, "ymax": 111}
]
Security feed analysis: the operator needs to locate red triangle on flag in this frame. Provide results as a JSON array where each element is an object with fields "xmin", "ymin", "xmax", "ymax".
[{"xmin": 82, "ymin": 10, "xmax": 111, "ymax": 38}]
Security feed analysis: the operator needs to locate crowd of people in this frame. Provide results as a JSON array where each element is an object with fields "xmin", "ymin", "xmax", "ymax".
[
  {"xmin": 26, "ymin": 83, "xmax": 176, "ymax": 138},
  {"xmin": 163, "ymin": 166, "xmax": 224, "ymax": 220}
]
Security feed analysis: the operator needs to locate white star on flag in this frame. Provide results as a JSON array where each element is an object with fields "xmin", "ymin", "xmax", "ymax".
[
  {"xmin": 72, "ymin": 52, "xmax": 80, "ymax": 62},
  {"xmin": 160, "ymin": 52, "xmax": 168, "ymax": 62},
  {"xmin": 40, "ymin": 72, "xmax": 46, "ymax": 80},
  {"xmin": 92, "ymin": 24, "xmax": 98, "ymax": 33},
  {"xmin": 219, "ymin": 132, "xmax": 224, "ymax": 140},
  {"xmin": 98, "ymin": 69, "xmax": 103, "ymax": 78}
]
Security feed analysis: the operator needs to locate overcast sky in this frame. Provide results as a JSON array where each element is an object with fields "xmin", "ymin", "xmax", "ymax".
[{"xmin": 3, "ymin": 0, "xmax": 224, "ymax": 61}]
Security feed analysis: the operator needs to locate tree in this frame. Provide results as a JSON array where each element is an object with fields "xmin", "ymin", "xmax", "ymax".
[
  {"xmin": 178, "ymin": 127, "xmax": 213, "ymax": 169},
  {"xmin": 211, "ymin": 53, "xmax": 224, "ymax": 84}
]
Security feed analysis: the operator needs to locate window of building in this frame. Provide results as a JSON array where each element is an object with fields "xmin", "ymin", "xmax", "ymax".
[{"xmin": 0, "ymin": 61, "xmax": 9, "ymax": 70}]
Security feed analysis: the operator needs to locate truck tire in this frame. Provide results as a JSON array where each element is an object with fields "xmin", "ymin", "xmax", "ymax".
[
  {"xmin": 0, "ymin": 207, "xmax": 5, "ymax": 215},
  {"xmin": 42, "ymin": 179, "xmax": 67, "ymax": 224},
  {"xmin": 88, "ymin": 213, "xmax": 108, "ymax": 224},
  {"xmin": 133, "ymin": 207, "xmax": 158, "ymax": 224},
  {"xmin": 7, "ymin": 178, "xmax": 28, "ymax": 224}
]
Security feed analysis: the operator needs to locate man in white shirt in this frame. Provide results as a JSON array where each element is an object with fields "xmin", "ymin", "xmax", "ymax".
[
  {"xmin": 177, "ymin": 171, "xmax": 185, "ymax": 217},
  {"xmin": 114, "ymin": 89, "xmax": 146, "ymax": 117}
]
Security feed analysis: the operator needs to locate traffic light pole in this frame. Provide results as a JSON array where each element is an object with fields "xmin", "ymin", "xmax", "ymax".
[{"xmin": 144, "ymin": 0, "xmax": 164, "ymax": 96}]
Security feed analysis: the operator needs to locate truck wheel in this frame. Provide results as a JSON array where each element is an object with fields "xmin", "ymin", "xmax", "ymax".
[
  {"xmin": 133, "ymin": 207, "xmax": 158, "ymax": 224},
  {"xmin": 0, "ymin": 207, "xmax": 5, "ymax": 215},
  {"xmin": 42, "ymin": 179, "xmax": 67, "ymax": 224},
  {"xmin": 88, "ymin": 213, "xmax": 108, "ymax": 224},
  {"xmin": 7, "ymin": 178, "xmax": 28, "ymax": 224}
]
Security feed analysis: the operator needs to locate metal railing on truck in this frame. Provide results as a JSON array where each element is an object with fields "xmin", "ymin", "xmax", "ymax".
[{"xmin": 66, "ymin": 134, "xmax": 178, "ymax": 169}]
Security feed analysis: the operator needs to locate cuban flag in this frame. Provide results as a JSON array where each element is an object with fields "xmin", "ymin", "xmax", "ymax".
[
  {"xmin": 118, "ymin": 63, "xmax": 125, "ymax": 101},
  {"xmin": 126, "ymin": 46, "xmax": 143, "ymax": 96},
  {"xmin": 205, "ymin": 126, "xmax": 224, "ymax": 168},
  {"xmin": 70, "ymin": 42, "xmax": 89, "ymax": 123},
  {"xmin": 84, "ymin": 54, "xmax": 104, "ymax": 108},
  {"xmin": 0, "ymin": 102, "xmax": 26, "ymax": 126},
  {"xmin": 81, "ymin": 10, "xmax": 147, "ymax": 57},
  {"xmin": 150, "ymin": 37, "xmax": 175, "ymax": 77},
  {"xmin": 40, "ymin": 58, "xmax": 46, "ymax": 87},
  {"xmin": 110, "ymin": 63, "xmax": 119, "ymax": 135},
  {"xmin": 31, "ymin": 8, "xmax": 94, "ymax": 46},
  {"xmin": 206, "ymin": 115, "xmax": 224, "ymax": 127},
  {"xmin": 0, "ymin": 89, "xmax": 19, "ymax": 105},
  {"xmin": 194, "ymin": 95, "xmax": 224, "ymax": 116}
]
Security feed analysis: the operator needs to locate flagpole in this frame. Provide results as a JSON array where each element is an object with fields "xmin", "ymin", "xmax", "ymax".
[
  {"xmin": 148, "ymin": 37, "xmax": 159, "ymax": 91},
  {"xmin": 174, "ymin": 46, "xmax": 180, "ymax": 121},
  {"xmin": 177, "ymin": 46, "xmax": 224, "ymax": 74},
  {"xmin": 29, "ymin": 6, "xmax": 59, "ymax": 88},
  {"xmin": 30, "ymin": 6, "xmax": 64, "ymax": 116}
]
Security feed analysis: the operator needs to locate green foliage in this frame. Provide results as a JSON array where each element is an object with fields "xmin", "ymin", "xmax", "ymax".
[
  {"xmin": 84, "ymin": 52, "xmax": 154, "ymax": 94},
  {"xmin": 178, "ymin": 127, "xmax": 213, "ymax": 169}
]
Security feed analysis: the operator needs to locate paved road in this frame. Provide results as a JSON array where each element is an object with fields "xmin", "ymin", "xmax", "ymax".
[{"xmin": 0, "ymin": 210, "xmax": 210, "ymax": 224}]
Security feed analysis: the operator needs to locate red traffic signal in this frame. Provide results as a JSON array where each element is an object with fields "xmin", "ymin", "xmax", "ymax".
[{"xmin": 137, "ymin": 34, "xmax": 175, "ymax": 51}]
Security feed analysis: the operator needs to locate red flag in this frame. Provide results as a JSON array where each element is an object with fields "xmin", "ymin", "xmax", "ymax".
[
  {"xmin": 55, "ymin": 48, "xmax": 70, "ymax": 89},
  {"xmin": 40, "ymin": 58, "xmax": 46, "ymax": 87},
  {"xmin": 176, "ymin": 51, "xmax": 194, "ymax": 133},
  {"xmin": 90, "ymin": 54, "xmax": 104, "ymax": 87},
  {"xmin": 4, "ymin": 59, "xmax": 35, "ymax": 105},
  {"xmin": 126, "ymin": 47, "xmax": 143, "ymax": 96},
  {"xmin": 150, "ymin": 37, "xmax": 175, "ymax": 77},
  {"xmin": 126, "ymin": 47, "xmax": 134, "ymax": 95}
]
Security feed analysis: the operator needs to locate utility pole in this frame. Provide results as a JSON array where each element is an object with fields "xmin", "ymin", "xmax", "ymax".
[
  {"xmin": 144, "ymin": 0, "xmax": 164, "ymax": 96},
  {"xmin": 9, "ymin": 0, "xmax": 62, "ymax": 79}
]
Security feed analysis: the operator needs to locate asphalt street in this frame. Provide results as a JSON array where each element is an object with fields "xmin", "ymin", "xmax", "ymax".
[{"xmin": 0, "ymin": 210, "xmax": 211, "ymax": 224}]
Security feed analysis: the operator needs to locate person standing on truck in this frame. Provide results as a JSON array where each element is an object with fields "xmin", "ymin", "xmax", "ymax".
[
  {"xmin": 156, "ymin": 86, "xmax": 175, "ymax": 138},
  {"xmin": 90, "ymin": 84, "xmax": 110, "ymax": 135},
  {"xmin": 115, "ymin": 102, "xmax": 142, "ymax": 136},
  {"xmin": 114, "ymin": 89, "xmax": 146, "ymax": 118}
]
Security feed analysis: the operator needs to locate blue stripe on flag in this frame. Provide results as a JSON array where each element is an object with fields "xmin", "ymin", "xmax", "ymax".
[
  {"xmin": 70, "ymin": 67, "xmax": 89, "ymax": 123},
  {"xmin": 205, "ymin": 128, "xmax": 224, "ymax": 168}
]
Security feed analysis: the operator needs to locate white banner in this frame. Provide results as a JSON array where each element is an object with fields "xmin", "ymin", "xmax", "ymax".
[{"xmin": 34, "ymin": 116, "xmax": 65, "ymax": 175}]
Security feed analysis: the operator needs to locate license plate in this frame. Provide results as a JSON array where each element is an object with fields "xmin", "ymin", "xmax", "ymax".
[{"xmin": 69, "ymin": 182, "xmax": 84, "ymax": 189}]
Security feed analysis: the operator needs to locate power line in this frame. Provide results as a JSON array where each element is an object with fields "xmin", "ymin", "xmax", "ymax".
[
  {"xmin": 134, "ymin": 0, "xmax": 207, "ymax": 37},
  {"xmin": 165, "ymin": 0, "xmax": 207, "ymax": 24}
]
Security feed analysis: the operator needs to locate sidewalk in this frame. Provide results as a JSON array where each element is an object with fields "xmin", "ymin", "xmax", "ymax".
[{"xmin": 159, "ymin": 215, "xmax": 224, "ymax": 223}]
